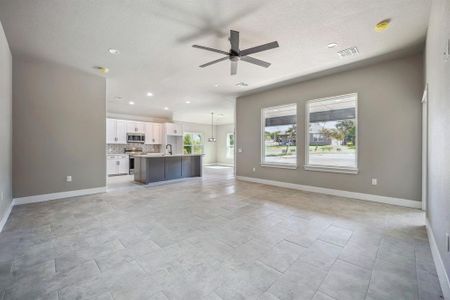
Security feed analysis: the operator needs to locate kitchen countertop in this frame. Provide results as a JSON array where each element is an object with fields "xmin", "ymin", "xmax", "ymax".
[{"xmin": 133, "ymin": 153, "xmax": 204, "ymax": 158}]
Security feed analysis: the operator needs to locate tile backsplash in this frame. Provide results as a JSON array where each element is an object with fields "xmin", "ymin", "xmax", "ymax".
[{"xmin": 106, "ymin": 143, "xmax": 161, "ymax": 154}]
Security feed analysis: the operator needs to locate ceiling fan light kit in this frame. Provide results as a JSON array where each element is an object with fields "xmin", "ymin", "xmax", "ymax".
[{"xmin": 193, "ymin": 30, "xmax": 279, "ymax": 75}]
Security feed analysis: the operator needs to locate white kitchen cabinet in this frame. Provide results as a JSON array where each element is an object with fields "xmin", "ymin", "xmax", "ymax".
[
  {"xmin": 116, "ymin": 120, "xmax": 127, "ymax": 143},
  {"xmin": 165, "ymin": 123, "xmax": 183, "ymax": 136},
  {"xmin": 153, "ymin": 123, "xmax": 162, "ymax": 144},
  {"xmin": 107, "ymin": 155, "xmax": 129, "ymax": 175},
  {"xmin": 145, "ymin": 122, "xmax": 163, "ymax": 144},
  {"xmin": 106, "ymin": 119, "xmax": 127, "ymax": 144},
  {"xmin": 127, "ymin": 121, "xmax": 145, "ymax": 133}
]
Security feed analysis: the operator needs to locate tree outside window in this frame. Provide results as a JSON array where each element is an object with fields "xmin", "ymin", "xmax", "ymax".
[{"xmin": 183, "ymin": 132, "xmax": 204, "ymax": 154}]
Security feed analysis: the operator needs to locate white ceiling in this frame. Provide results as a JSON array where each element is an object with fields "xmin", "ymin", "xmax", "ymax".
[{"xmin": 0, "ymin": 0, "xmax": 430, "ymax": 125}]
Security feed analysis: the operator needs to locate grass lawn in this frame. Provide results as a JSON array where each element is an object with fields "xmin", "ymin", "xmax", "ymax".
[{"xmin": 309, "ymin": 145, "xmax": 355, "ymax": 154}]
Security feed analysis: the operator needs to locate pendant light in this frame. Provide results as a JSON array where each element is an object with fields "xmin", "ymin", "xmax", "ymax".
[{"xmin": 208, "ymin": 112, "xmax": 216, "ymax": 142}]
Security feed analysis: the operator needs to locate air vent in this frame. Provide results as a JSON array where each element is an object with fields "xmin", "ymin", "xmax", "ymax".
[{"xmin": 337, "ymin": 47, "xmax": 359, "ymax": 58}]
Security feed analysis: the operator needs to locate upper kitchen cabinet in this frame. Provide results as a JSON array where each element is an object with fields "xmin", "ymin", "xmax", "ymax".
[
  {"xmin": 106, "ymin": 118, "xmax": 127, "ymax": 144},
  {"xmin": 144, "ymin": 122, "xmax": 163, "ymax": 144},
  {"xmin": 165, "ymin": 123, "xmax": 183, "ymax": 136},
  {"xmin": 126, "ymin": 121, "xmax": 145, "ymax": 133}
]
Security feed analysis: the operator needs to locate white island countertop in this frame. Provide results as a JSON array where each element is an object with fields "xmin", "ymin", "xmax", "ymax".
[{"xmin": 133, "ymin": 153, "xmax": 205, "ymax": 158}]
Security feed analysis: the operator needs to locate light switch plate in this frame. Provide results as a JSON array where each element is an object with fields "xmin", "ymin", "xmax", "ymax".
[
  {"xmin": 66, "ymin": 176, "xmax": 72, "ymax": 182},
  {"xmin": 371, "ymin": 178, "xmax": 378, "ymax": 185}
]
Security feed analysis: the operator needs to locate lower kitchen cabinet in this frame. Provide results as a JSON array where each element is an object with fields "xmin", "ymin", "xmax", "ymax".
[{"xmin": 107, "ymin": 155, "xmax": 129, "ymax": 175}]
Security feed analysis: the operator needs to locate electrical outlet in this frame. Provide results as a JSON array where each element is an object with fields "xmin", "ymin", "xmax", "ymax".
[
  {"xmin": 66, "ymin": 176, "xmax": 72, "ymax": 182},
  {"xmin": 371, "ymin": 178, "xmax": 378, "ymax": 186},
  {"xmin": 252, "ymin": 167, "xmax": 256, "ymax": 172}
]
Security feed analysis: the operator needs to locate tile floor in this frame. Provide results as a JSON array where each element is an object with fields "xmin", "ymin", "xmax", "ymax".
[{"xmin": 0, "ymin": 166, "xmax": 443, "ymax": 300}]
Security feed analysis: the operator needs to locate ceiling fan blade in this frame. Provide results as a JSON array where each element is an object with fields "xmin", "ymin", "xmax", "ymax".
[
  {"xmin": 230, "ymin": 30, "xmax": 239, "ymax": 53},
  {"xmin": 199, "ymin": 57, "xmax": 229, "ymax": 68},
  {"xmin": 192, "ymin": 45, "xmax": 229, "ymax": 56},
  {"xmin": 240, "ymin": 41, "xmax": 279, "ymax": 56},
  {"xmin": 240, "ymin": 56, "xmax": 271, "ymax": 68},
  {"xmin": 231, "ymin": 60, "xmax": 238, "ymax": 75}
]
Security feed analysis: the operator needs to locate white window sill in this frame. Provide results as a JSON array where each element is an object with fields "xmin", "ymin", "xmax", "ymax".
[
  {"xmin": 304, "ymin": 165, "xmax": 359, "ymax": 174},
  {"xmin": 260, "ymin": 163, "xmax": 297, "ymax": 170}
]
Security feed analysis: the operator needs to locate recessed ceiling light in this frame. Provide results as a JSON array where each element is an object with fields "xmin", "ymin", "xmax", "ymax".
[
  {"xmin": 164, "ymin": 107, "xmax": 169, "ymax": 110},
  {"xmin": 214, "ymin": 84, "xmax": 220, "ymax": 87},
  {"xmin": 327, "ymin": 43, "xmax": 337, "ymax": 48},
  {"xmin": 146, "ymin": 92, "xmax": 153, "ymax": 97},
  {"xmin": 185, "ymin": 100, "xmax": 191, "ymax": 104},
  {"xmin": 108, "ymin": 48, "xmax": 120, "ymax": 55},
  {"xmin": 236, "ymin": 82, "xmax": 249, "ymax": 87},
  {"xmin": 375, "ymin": 19, "xmax": 391, "ymax": 32},
  {"xmin": 128, "ymin": 101, "xmax": 135, "ymax": 105},
  {"xmin": 94, "ymin": 66, "xmax": 109, "ymax": 74}
]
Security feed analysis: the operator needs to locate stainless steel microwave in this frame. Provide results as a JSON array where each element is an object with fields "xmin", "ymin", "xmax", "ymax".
[{"xmin": 127, "ymin": 133, "xmax": 145, "ymax": 144}]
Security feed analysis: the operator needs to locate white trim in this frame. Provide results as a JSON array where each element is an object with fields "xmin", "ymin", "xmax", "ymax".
[
  {"xmin": 422, "ymin": 84, "xmax": 428, "ymax": 211},
  {"xmin": 261, "ymin": 103, "xmax": 298, "ymax": 166},
  {"xmin": 304, "ymin": 165, "xmax": 359, "ymax": 174},
  {"xmin": 305, "ymin": 93, "xmax": 358, "ymax": 171},
  {"xmin": 13, "ymin": 187, "xmax": 106, "ymax": 206},
  {"xmin": 0, "ymin": 200, "xmax": 14, "ymax": 232},
  {"xmin": 261, "ymin": 163, "xmax": 297, "ymax": 170},
  {"xmin": 426, "ymin": 218, "xmax": 450, "ymax": 299},
  {"xmin": 236, "ymin": 176, "xmax": 421, "ymax": 209}
]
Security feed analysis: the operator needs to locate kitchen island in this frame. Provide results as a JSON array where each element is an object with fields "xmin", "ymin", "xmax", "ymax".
[{"xmin": 133, "ymin": 154, "xmax": 203, "ymax": 184}]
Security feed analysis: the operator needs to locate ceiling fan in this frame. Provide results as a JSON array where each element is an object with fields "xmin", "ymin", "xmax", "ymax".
[{"xmin": 193, "ymin": 30, "xmax": 279, "ymax": 75}]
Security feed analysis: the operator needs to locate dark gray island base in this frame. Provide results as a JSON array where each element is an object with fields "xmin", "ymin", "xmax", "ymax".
[{"xmin": 133, "ymin": 154, "xmax": 203, "ymax": 184}]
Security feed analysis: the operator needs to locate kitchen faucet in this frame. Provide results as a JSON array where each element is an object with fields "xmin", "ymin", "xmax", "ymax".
[{"xmin": 165, "ymin": 144, "xmax": 173, "ymax": 155}]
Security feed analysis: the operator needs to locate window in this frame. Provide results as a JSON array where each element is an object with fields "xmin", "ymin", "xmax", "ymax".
[
  {"xmin": 305, "ymin": 93, "xmax": 358, "ymax": 173},
  {"xmin": 226, "ymin": 132, "xmax": 234, "ymax": 158},
  {"xmin": 183, "ymin": 132, "xmax": 204, "ymax": 154},
  {"xmin": 261, "ymin": 104, "xmax": 297, "ymax": 167}
]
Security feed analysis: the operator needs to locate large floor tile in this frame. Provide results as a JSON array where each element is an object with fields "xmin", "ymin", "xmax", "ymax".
[{"xmin": 0, "ymin": 167, "xmax": 442, "ymax": 300}]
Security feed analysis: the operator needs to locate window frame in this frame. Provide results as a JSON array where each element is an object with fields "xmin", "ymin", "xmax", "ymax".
[
  {"xmin": 226, "ymin": 132, "xmax": 235, "ymax": 159},
  {"xmin": 183, "ymin": 132, "xmax": 204, "ymax": 155},
  {"xmin": 304, "ymin": 93, "xmax": 359, "ymax": 174},
  {"xmin": 261, "ymin": 103, "xmax": 298, "ymax": 169}
]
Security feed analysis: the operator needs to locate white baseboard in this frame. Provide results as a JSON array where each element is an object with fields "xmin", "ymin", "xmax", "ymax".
[
  {"xmin": 0, "ymin": 200, "xmax": 14, "ymax": 232},
  {"xmin": 236, "ymin": 176, "xmax": 421, "ymax": 209},
  {"xmin": 13, "ymin": 186, "xmax": 106, "ymax": 206},
  {"xmin": 426, "ymin": 219, "xmax": 450, "ymax": 300}
]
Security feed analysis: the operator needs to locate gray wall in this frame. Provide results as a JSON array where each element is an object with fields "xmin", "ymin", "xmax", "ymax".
[
  {"xmin": 216, "ymin": 124, "xmax": 235, "ymax": 165},
  {"xmin": 426, "ymin": 0, "xmax": 450, "ymax": 280},
  {"xmin": 13, "ymin": 57, "xmax": 106, "ymax": 198},
  {"xmin": 0, "ymin": 21, "xmax": 12, "ymax": 223},
  {"xmin": 236, "ymin": 54, "xmax": 423, "ymax": 201}
]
